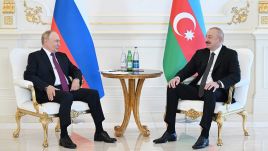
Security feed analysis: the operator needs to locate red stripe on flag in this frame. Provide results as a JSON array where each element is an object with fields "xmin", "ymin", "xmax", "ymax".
[
  {"xmin": 51, "ymin": 18, "xmax": 76, "ymax": 65},
  {"xmin": 51, "ymin": 18, "xmax": 89, "ymax": 88},
  {"xmin": 170, "ymin": 0, "xmax": 206, "ymax": 61}
]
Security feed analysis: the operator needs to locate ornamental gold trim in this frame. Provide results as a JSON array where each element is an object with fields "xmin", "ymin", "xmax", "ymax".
[
  {"xmin": 261, "ymin": 15, "xmax": 268, "ymax": 25},
  {"xmin": 184, "ymin": 109, "xmax": 202, "ymax": 120},
  {"xmin": 2, "ymin": 0, "xmax": 15, "ymax": 14},
  {"xmin": 4, "ymin": 16, "xmax": 13, "ymax": 25},
  {"xmin": 259, "ymin": 1, "xmax": 268, "ymax": 13},
  {"xmin": 71, "ymin": 110, "xmax": 80, "ymax": 119},
  {"xmin": 227, "ymin": 1, "xmax": 250, "ymax": 25},
  {"xmin": 23, "ymin": 0, "xmax": 49, "ymax": 25}
]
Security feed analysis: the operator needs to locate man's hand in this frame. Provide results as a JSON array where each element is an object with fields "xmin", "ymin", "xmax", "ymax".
[
  {"xmin": 168, "ymin": 76, "xmax": 181, "ymax": 88},
  {"xmin": 204, "ymin": 81, "xmax": 220, "ymax": 92},
  {"xmin": 46, "ymin": 85, "xmax": 57, "ymax": 101},
  {"xmin": 70, "ymin": 79, "xmax": 80, "ymax": 91}
]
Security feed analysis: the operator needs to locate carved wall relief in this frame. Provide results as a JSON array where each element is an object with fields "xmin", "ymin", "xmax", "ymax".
[
  {"xmin": 227, "ymin": 1, "xmax": 250, "ymax": 25},
  {"xmin": 1, "ymin": 0, "xmax": 16, "ymax": 28}
]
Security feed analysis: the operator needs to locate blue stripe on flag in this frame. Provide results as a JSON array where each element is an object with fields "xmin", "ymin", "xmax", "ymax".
[
  {"xmin": 53, "ymin": 0, "xmax": 104, "ymax": 97},
  {"xmin": 189, "ymin": 0, "xmax": 206, "ymax": 37}
]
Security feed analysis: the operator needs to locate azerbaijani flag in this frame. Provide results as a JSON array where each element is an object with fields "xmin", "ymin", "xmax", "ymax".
[
  {"xmin": 163, "ymin": 0, "xmax": 206, "ymax": 81},
  {"xmin": 51, "ymin": 0, "xmax": 104, "ymax": 97}
]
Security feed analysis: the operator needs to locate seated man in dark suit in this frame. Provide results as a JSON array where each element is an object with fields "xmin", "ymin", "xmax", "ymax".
[
  {"xmin": 153, "ymin": 27, "xmax": 241, "ymax": 149},
  {"xmin": 24, "ymin": 30, "xmax": 116, "ymax": 149}
]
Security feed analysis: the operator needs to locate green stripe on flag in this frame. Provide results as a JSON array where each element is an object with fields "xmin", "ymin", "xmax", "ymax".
[{"xmin": 163, "ymin": 25, "xmax": 187, "ymax": 81}]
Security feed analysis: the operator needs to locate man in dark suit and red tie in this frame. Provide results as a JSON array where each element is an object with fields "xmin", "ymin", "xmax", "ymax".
[
  {"xmin": 153, "ymin": 27, "xmax": 241, "ymax": 149},
  {"xmin": 24, "ymin": 30, "xmax": 116, "ymax": 149}
]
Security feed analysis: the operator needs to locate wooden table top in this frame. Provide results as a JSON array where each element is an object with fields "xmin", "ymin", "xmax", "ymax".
[{"xmin": 101, "ymin": 69, "xmax": 163, "ymax": 79}]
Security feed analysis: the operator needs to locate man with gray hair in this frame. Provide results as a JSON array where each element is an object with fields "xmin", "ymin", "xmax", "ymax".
[
  {"xmin": 153, "ymin": 27, "xmax": 240, "ymax": 149},
  {"xmin": 24, "ymin": 30, "xmax": 117, "ymax": 149}
]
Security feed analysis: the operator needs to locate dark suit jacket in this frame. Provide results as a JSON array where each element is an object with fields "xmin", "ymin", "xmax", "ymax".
[
  {"xmin": 176, "ymin": 45, "xmax": 241, "ymax": 94},
  {"xmin": 24, "ymin": 48, "xmax": 82, "ymax": 101}
]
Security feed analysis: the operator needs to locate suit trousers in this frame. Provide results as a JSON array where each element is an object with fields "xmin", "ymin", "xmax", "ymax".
[
  {"xmin": 41, "ymin": 88, "xmax": 105, "ymax": 129},
  {"xmin": 164, "ymin": 83, "xmax": 227, "ymax": 132}
]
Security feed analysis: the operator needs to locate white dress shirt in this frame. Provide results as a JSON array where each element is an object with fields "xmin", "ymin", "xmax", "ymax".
[
  {"xmin": 43, "ymin": 48, "xmax": 69, "ymax": 86},
  {"xmin": 197, "ymin": 45, "xmax": 224, "ymax": 87}
]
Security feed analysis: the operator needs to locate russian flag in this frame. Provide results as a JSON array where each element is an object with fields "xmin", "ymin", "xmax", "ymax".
[{"xmin": 51, "ymin": 0, "xmax": 104, "ymax": 97}]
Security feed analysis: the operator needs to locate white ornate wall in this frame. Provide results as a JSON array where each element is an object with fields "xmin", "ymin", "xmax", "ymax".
[{"xmin": 0, "ymin": 0, "xmax": 262, "ymax": 117}]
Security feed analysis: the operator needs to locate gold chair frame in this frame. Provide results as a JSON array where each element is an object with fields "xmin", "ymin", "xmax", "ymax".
[
  {"xmin": 12, "ymin": 83, "xmax": 91, "ymax": 147},
  {"xmin": 176, "ymin": 86, "xmax": 249, "ymax": 146}
]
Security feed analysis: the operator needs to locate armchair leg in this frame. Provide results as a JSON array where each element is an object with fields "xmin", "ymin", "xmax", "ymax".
[
  {"xmin": 55, "ymin": 118, "xmax": 61, "ymax": 132},
  {"xmin": 216, "ymin": 112, "xmax": 223, "ymax": 146},
  {"xmin": 238, "ymin": 110, "xmax": 249, "ymax": 136},
  {"xmin": 40, "ymin": 114, "xmax": 52, "ymax": 148},
  {"xmin": 13, "ymin": 109, "xmax": 25, "ymax": 138}
]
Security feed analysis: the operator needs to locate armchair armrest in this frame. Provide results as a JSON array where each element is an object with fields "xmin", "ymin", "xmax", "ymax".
[
  {"xmin": 225, "ymin": 86, "xmax": 235, "ymax": 105},
  {"xmin": 13, "ymin": 79, "xmax": 40, "ymax": 113},
  {"xmin": 224, "ymin": 78, "xmax": 249, "ymax": 105},
  {"xmin": 235, "ymin": 78, "xmax": 249, "ymax": 88},
  {"xmin": 14, "ymin": 79, "xmax": 33, "ymax": 89},
  {"xmin": 224, "ymin": 79, "xmax": 250, "ymax": 108}
]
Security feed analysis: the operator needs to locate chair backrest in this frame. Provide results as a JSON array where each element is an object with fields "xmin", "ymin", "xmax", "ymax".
[
  {"xmin": 234, "ymin": 48, "xmax": 254, "ymax": 107},
  {"xmin": 9, "ymin": 48, "xmax": 36, "ymax": 107}
]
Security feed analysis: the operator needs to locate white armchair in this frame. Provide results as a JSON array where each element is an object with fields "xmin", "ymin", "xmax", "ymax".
[
  {"xmin": 177, "ymin": 48, "xmax": 253, "ymax": 146},
  {"xmin": 9, "ymin": 48, "xmax": 91, "ymax": 147}
]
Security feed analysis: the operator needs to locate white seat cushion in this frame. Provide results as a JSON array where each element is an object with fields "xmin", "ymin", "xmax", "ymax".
[
  {"xmin": 19, "ymin": 101, "xmax": 60, "ymax": 115},
  {"xmin": 40, "ymin": 102, "xmax": 60, "ymax": 115},
  {"xmin": 19, "ymin": 100, "xmax": 89, "ymax": 115},
  {"xmin": 178, "ymin": 100, "xmax": 243, "ymax": 114},
  {"xmin": 71, "ymin": 101, "xmax": 90, "ymax": 112}
]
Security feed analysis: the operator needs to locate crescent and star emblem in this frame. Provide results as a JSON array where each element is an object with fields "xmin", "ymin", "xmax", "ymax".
[{"xmin": 173, "ymin": 12, "xmax": 196, "ymax": 41}]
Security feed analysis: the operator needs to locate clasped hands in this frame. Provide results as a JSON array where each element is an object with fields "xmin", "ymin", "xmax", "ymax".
[
  {"xmin": 168, "ymin": 76, "xmax": 220, "ymax": 91},
  {"xmin": 46, "ymin": 79, "xmax": 80, "ymax": 101}
]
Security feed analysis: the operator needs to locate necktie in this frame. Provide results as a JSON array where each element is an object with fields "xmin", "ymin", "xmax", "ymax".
[
  {"xmin": 198, "ymin": 52, "xmax": 215, "ymax": 97},
  {"xmin": 51, "ymin": 53, "xmax": 69, "ymax": 91}
]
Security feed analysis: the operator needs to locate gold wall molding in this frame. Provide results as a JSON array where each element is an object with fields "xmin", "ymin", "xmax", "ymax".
[
  {"xmin": 2, "ymin": 0, "xmax": 15, "ymax": 14},
  {"xmin": 259, "ymin": 1, "xmax": 268, "ymax": 27},
  {"xmin": 1, "ymin": 0, "xmax": 16, "ymax": 27},
  {"xmin": 259, "ymin": 1, "xmax": 268, "ymax": 13},
  {"xmin": 227, "ymin": 1, "xmax": 250, "ymax": 25},
  {"xmin": 23, "ymin": 0, "xmax": 49, "ymax": 25},
  {"xmin": 4, "ymin": 16, "xmax": 13, "ymax": 25},
  {"xmin": 260, "ymin": 15, "xmax": 268, "ymax": 25}
]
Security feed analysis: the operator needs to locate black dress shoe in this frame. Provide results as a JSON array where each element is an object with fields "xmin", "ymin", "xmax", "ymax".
[
  {"xmin": 59, "ymin": 135, "xmax": 77, "ymax": 149},
  {"xmin": 192, "ymin": 136, "xmax": 209, "ymax": 149},
  {"xmin": 153, "ymin": 131, "xmax": 177, "ymax": 144},
  {"xmin": 94, "ymin": 131, "xmax": 117, "ymax": 143}
]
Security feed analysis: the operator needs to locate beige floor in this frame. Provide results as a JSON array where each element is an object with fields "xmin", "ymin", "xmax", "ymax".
[{"xmin": 0, "ymin": 113, "xmax": 268, "ymax": 151}]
